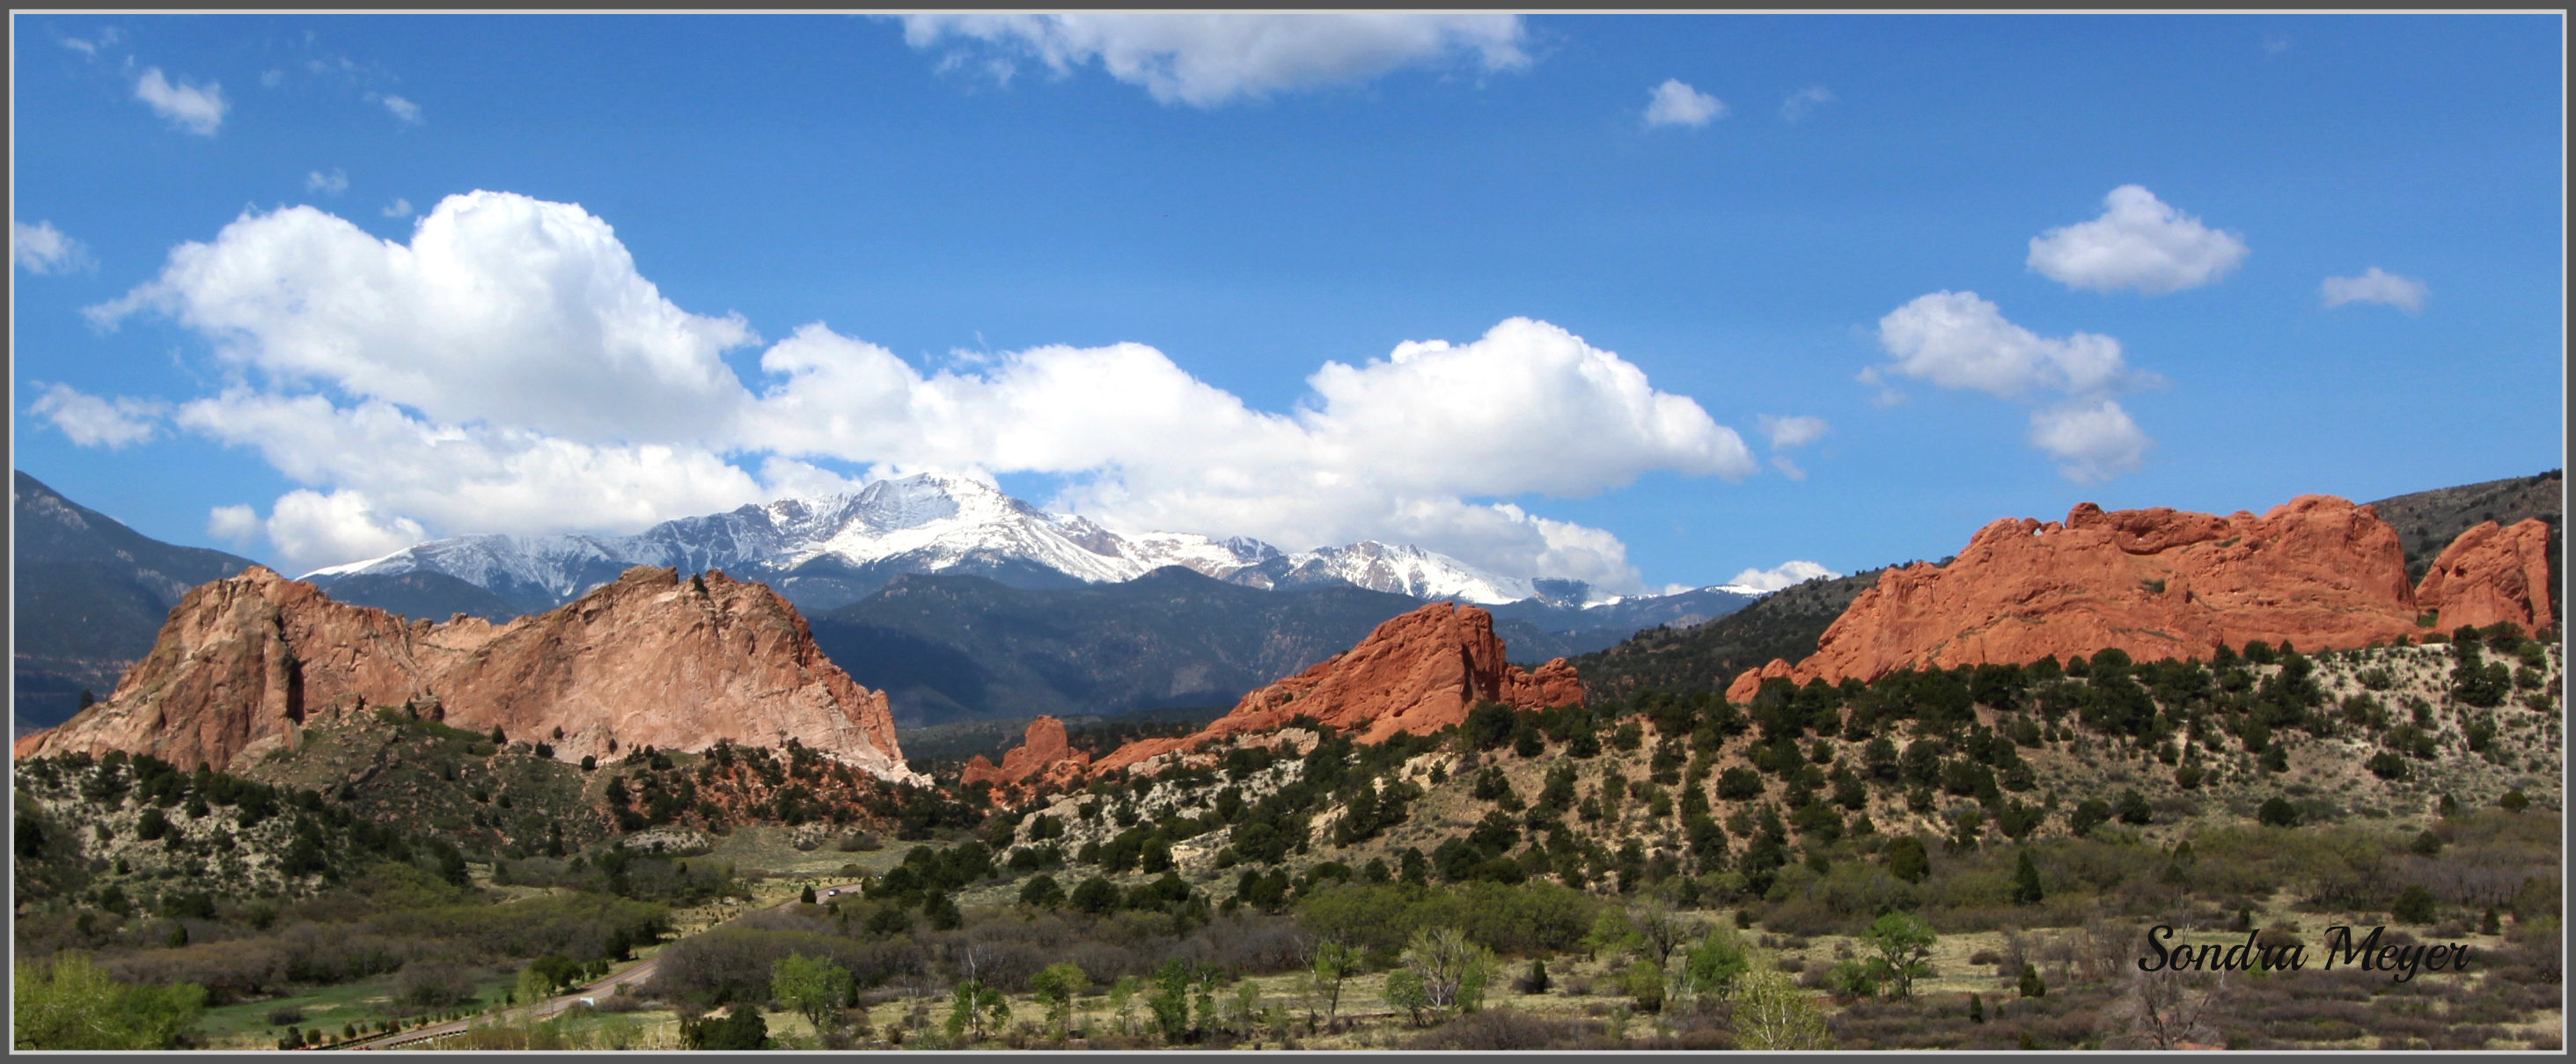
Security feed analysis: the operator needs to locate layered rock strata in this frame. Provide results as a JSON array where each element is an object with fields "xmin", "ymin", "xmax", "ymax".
[
  {"xmin": 14, "ymin": 565, "xmax": 918, "ymax": 783},
  {"xmin": 1725, "ymin": 495, "xmax": 2554, "ymax": 702}
]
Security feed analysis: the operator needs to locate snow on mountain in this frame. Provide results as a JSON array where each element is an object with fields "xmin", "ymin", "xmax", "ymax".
[
  {"xmin": 1224, "ymin": 540, "xmax": 1538, "ymax": 605},
  {"xmin": 304, "ymin": 473, "xmax": 1299, "ymax": 614},
  {"xmin": 300, "ymin": 471, "xmax": 1744, "ymax": 619}
]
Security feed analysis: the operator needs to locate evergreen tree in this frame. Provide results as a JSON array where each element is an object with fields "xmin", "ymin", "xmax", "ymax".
[{"xmin": 2012, "ymin": 849, "xmax": 2044, "ymax": 905}]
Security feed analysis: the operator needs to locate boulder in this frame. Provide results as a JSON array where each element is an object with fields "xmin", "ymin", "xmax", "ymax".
[{"xmin": 961, "ymin": 715, "xmax": 1091, "ymax": 793}]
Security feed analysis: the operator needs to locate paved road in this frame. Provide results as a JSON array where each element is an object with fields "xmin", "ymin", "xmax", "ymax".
[{"xmin": 334, "ymin": 881, "xmax": 868, "ymax": 1051}]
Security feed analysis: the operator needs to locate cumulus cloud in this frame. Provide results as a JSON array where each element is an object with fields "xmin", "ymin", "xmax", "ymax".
[
  {"xmin": 899, "ymin": 13, "xmax": 1528, "ymax": 107},
  {"xmin": 1780, "ymin": 84, "xmax": 1834, "ymax": 121},
  {"xmin": 261, "ymin": 489, "xmax": 429, "ymax": 571},
  {"xmin": 207, "ymin": 503, "xmax": 262, "ymax": 547},
  {"xmin": 1643, "ymin": 79, "xmax": 1724, "ymax": 128},
  {"xmin": 2028, "ymin": 399, "xmax": 2150, "ymax": 484},
  {"xmin": 378, "ymin": 94, "xmax": 423, "ymax": 123},
  {"xmin": 1875, "ymin": 291, "xmax": 2146, "ymax": 399},
  {"xmin": 745, "ymin": 316, "xmax": 1755, "ymax": 585},
  {"xmin": 306, "ymin": 168, "xmax": 349, "ymax": 194},
  {"xmin": 135, "ymin": 68, "xmax": 227, "ymax": 136},
  {"xmin": 1875, "ymin": 291, "xmax": 2160, "ymax": 483},
  {"xmin": 171, "ymin": 391, "xmax": 771, "ymax": 543},
  {"xmin": 28, "ymin": 383, "xmax": 165, "ymax": 449},
  {"xmin": 93, "ymin": 194, "xmax": 1749, "ymax": 587},
  {"xmin": 2027, "ymin": 185, "xmax": 2249, "ymax": 294},
  {"xmin": 2321, "ymin": 268, "xmax": 2428, "ymax": 314},
  {"xmin": 1725, "ymin": 560, "xmax": 1841, "ymax": 593},
  {"xmin": 89, "ymin": 192, "xmax": 760, "ymax": 444},
  {"xmin": 382, "ymin": 197, "xmax": 413, "ymax": 218},
  {"xmin": 13, "ymin": 219, "xmax": 93, "ymax": 274}
]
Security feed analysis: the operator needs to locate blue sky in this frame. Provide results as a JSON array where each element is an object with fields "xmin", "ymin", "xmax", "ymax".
[{"xmin": 11, "ymin": 13, "xmax": 2565, "ymax": 595}]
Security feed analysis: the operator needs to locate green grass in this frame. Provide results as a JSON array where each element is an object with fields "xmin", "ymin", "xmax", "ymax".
[
  {"xmin": 194, "ymin": 974, "xmax": 403, "ymax": 1045},
  {"xmin": 192, "ymin": 968, "xmax": 523, "ymax": 1048}
]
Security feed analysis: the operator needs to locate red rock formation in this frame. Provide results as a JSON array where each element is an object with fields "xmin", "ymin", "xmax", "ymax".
[
  {"xmin": 1728, "ymin": 495, "xmax": 2449, "ymax": 701},
  {"xmin": 1091, "ymin": 602, "xmax": 1582, "ymax": 774},
  {"xmin": 14, "ymin": 565, "xmax": 918, "ymax": 783},
  {"xmin": 961, "ymin": 715, "xmax": 1090, "ymax": 794},
  {"xmin": 2415, "ymin": 518, "xmax": 2556, "ymax": 635}
]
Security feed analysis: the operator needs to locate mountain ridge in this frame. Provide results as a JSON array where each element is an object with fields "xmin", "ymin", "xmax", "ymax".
[{"xmin": 300, "ymin": 472, "xmax": 1653, "ymax": 620}]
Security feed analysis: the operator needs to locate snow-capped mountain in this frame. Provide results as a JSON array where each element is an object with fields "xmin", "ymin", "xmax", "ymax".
[
  {"xmin": 1222, "ymin": 540, "xmax": 1547, "ymax": 604},
  {"xmin": 305, "ymin": 473, "xmax": 1561, "ymax": 616}
]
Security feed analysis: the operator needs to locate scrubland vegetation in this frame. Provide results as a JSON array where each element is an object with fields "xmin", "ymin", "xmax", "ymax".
[{"xmin": 13, "ymin": 625, "xmax": 2563, "ymax": 1049}]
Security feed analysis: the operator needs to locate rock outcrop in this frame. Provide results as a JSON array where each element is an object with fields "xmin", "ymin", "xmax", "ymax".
[
  {"xmin": 1724, "ymin": 495, "xmax": 2522, "ymax": 701},
  {"xmin": 2414, "ymin": 518, "xmax": 2556, "ymax": 635},
  {"xmin": 13, "ymin": 566, "xmax": 919, "ymax": 783},
  {"xmin": 1091, "ymin": 602, "xmax": 1582, "ymax": 774},
  {"xmin": 961, "ymin": 715, "xmax": 1090, "ymax": 794}
]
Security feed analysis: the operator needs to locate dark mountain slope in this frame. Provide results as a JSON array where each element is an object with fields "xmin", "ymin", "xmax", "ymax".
[
  {"xmin": 812, "ymin": 568, "xmax": 1444, "ymax": 726},
  {"xmin": 2365, "ymin": 468, "xmax": 2561, "ymax": 585},
  {"xmin": 318, "ymin": 569, "xmax": 528, "ymax": 623},
  {"xmin": 1570, "ymin": 567, "xmax": 1889, "ymax": 701},
  {"xmin": 11, "ymin": 471, "xmax": 260, "ymax": 729}
]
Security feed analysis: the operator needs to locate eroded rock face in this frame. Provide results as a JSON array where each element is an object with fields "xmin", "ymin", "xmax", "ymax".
[
  {"xmin": 961, "ymin": 715, "xmax": 1090, "ymax": 793},
  {"xmin": 1726, "ymin": 495, "xmax": 2445, "ymax": 701},
  {"xmin": 13, "ymin": 566, "xmax": 918, "ymax": 783},
  {"xmin": 2415, "ymin": 518, "xmax": 2556, "ymax": 635},
  {"xmin": 1091, "ymin": 602, "xmax": 1582, "ymax": 774}
]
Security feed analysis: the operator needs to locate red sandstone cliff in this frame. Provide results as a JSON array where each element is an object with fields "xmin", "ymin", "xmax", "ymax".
[
  {"xmin": 12, "ymin": 565, "xmax": 919, "ymax": 783},
  {"xmin": 961, "ymin": 715, "xmax": 1091, "ymax": 794},
  {"xmin": 2415, "ymin": 518, "xmax": 2556, "ymax": 635},
  {"xmin": 1724, "ymin": 496, "xmax": 2556, "ymax": 702},
  {"xmin": 1090, "ymin": 602, "xmax": 1582, "ymax": 775}
]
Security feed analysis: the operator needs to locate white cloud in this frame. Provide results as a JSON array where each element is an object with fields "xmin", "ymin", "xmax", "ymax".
[
  {"xmin": 207, "ymin": 503, "xmax": 262, "ymax": 547},
  {"xmin": 261, "ymin": 68, "xmax": 285, "ymax": 88},
  {"xmin": 27, "ymin": 383, "xmax": 165, "ymax": 449},
  {"xmin": 1875, "ymin": 291, "xmax": 2146, "ymax": 399},
  {"xmin": 899, "ymin": 13, "xmax": 1528, "ymax": 107},
  {"xmin": 1770, "ymin": 456, "xmax": 1807, "ymax": 481},
  {"xmin": 1780, "ymin": 84, "xmax": 1834, "ymax": 121},
  {"xmin": 382, "ymin": 197, "xmax": 414, "ymax": 218},
  {"xmin": 2321, "ymin": 268, "xmax": 2428, "ymax": 314},
  {"xmin": 2027, "ymin": 399, "xmax": 2150, "ymax": 484},
  {"xmin": 1875, "ymin": 291, "xmax": 2160, "ymax": 483},
  {"xmin": 2027, "ymin": 185, "xmax": 2249, "ymax": 294},
  {"xmin": 13, "ymin": 220, "xmax": 93, "ymax": 274},
  {"xmin": 62, "ymin": 28, "xmax": 120, "ymax": 57},
  {"xmin": 1726, "ymin": 560, "xmax": 1841, "ymax": 593},
  {"xmin": 97, "ymin": 194, "xmax": 1750, "ymax": 590},
  {"xmin": 262, "ymin": 489, "xmax": 429, "ymax": 572},
  {"xmin": 379, "ymin": 94, "xmax": 423, "ymax": 124},
  {"xmin": 1757, "ymin": 414, "xmax": 1829, "ymax": 451},
  {"xmin": 1643, "ymin": 78, "xmax": 1724, "ymax": 128},
  {"xmin": 172, "ymin": 391, "xmax": 770, "ymax": 547},
  {"xmin": 135, "ymin": 68, "xmax": 227, "ymax": 136},
  {"xmin": 306, "ymin": 168, "xmax": 349, "ymax": 194},
  {"xmin": 89, "ymin": 191, "xmax": 760, "ymax": 444},
  {"xmin": 746, "ymin": 316, "xmax": 1755, "ymax": 588}
]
